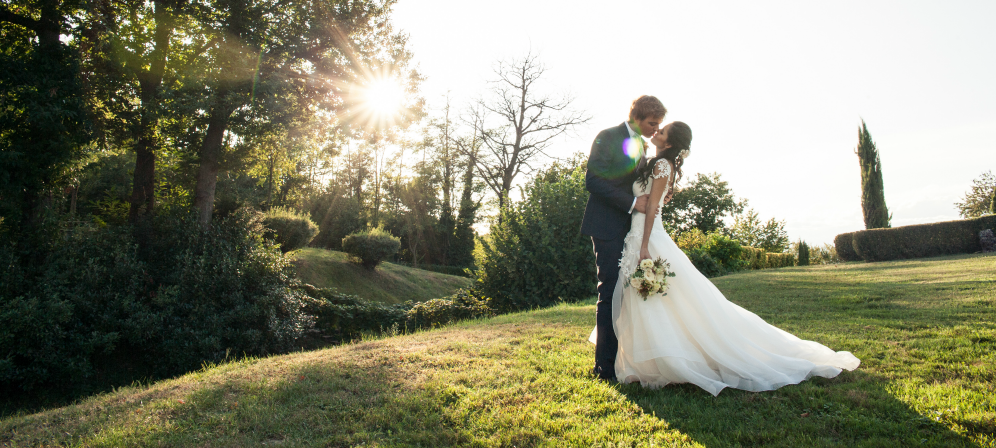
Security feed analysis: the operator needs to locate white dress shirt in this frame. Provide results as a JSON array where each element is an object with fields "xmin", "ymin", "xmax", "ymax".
[{"xmin": 624, "ymin": 121, "xmax": 646, "ymax": 214}]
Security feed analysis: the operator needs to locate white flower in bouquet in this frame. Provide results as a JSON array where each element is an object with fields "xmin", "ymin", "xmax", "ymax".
[{"xmin": 629, "ymin": 256, "xmax": 677, "ymax": 301}]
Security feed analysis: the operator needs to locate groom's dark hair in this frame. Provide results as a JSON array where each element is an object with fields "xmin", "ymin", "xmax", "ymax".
[{"xmin": 629, "ymin": 95, "xmax": 667, "ymax": 121}]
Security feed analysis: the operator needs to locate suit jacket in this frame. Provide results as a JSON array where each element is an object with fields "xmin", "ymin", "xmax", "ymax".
[{"xmin": 580, "ymin": 122, "xmax": 646, "ymax": 240}]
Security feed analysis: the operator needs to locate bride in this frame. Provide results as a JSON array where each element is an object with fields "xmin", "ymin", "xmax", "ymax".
[{"xmin": 589, "ymin": 121, "xmax": 859, "ymax": 396}]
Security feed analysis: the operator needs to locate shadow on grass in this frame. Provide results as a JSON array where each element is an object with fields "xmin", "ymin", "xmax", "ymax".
[{"xmin": 616, "ymin": 369, "xmax": 979, "ymax": 448}]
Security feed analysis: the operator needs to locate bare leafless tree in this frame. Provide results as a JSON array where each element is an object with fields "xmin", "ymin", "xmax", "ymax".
[{"xmin": 472, "ymin": 51, "xmax": 590, "ymax": 211}]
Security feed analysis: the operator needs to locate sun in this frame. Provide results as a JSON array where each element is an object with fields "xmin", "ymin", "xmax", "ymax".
[{"xmin": 363, "ymin": 77, "xmax": 406, "ymax": 121}]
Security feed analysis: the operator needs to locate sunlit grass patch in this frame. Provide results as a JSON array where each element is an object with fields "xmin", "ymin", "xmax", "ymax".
[{"xmin": 2, "ymin": 253, "xmax": 993, "ymax": 447}]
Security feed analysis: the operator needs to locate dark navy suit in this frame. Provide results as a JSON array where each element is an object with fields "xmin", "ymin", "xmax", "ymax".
[{"xmin": 581, "ymin": 122, "xmax": 645, "ymax": 377}]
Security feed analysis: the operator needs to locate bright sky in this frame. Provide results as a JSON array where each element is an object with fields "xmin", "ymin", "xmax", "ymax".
[{"xmin": 392, "ymin": 0, "xmax": 996, "ymax": 245}]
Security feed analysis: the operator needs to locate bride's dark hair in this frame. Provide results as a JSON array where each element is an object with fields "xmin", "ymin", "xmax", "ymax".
[{"xmin": 637, "ymin": 121, "xmax": 692, "ymax": 193}]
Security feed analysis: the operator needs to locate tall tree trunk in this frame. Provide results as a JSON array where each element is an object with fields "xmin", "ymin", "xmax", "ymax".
[
  {"xmin": 193, "ymin": 94, "xmax": 232, "ymax": 228},
  {"xmin": 128, "ymin": 0, "xmax": 174, "ymax": 222}
]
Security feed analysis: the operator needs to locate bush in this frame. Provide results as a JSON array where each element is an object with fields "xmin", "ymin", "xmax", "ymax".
[
  {"xmin": 684, "ymin": 248, "xmax": 725, "ymax": 278},
  {"xmin": 342, "ymin": 227, "xmax": 401, "ymax": 270},
  {"xmin": 0, "ymin": 208, "xmax": 312, "ymax": 397},
  {"xmin": 848, "ymin": 215, "xmax": 996, "ymax": 262},
  {"xmin": 474, "ymin": 157, "xmax": 595, "ymax": 312},
  {"xmin": 739, "ymin": 246, "xmax": 768, "ymax": 270},
  {"xmin": 263, "ymin": 206, "xmax": 319, "ymax": 252},
  {"xmin": 300, "ymin": 285, "xmax": 493, "ymax": 340},
  {"xmin": 834, "ymin": 232, "xmax": 860, "ymax": 262},
  {"xmin": 675, "ymin": 229, "xmax": 745, "ymax": 277}
]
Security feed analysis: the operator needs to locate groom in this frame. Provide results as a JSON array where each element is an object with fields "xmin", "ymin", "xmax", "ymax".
[{"xmin": 581, "ymin": 95, "xmax": 666, "ymax": 381}]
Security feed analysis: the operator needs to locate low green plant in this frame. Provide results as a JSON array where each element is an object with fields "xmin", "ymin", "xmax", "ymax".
[
  {"xmin": 262, "ymin": 206, "xmax": 319, "ymax": 252},
  {"xmin": 342, "ymin": 227, "xmax": 401, "ymax": 270},
  {"xmin": 675, "ymin": 229, "xmax": 745, "ymax": 277}
]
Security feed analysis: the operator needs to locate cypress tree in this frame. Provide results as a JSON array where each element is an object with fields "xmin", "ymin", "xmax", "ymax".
[
  {"xmin": 856, "ymin": 120, "xmax": 891, "ymax": 229},
  {"xmin": 797, "ymin": 240, "xmax": 810, "ymax": 266}
]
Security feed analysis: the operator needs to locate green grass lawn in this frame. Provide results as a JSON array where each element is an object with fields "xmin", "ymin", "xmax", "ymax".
[
  {"xmin": 290, "ymin": 247, "xmax": 471, "ymax": 303},
  {"xmin": 2, "ymin": 253, "xmax": 994, "ymax": 447}
]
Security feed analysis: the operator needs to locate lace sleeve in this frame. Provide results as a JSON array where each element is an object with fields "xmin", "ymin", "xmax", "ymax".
[{"xmin": 651, "ymin": 159, "xmax": 672, "ymax": 180}]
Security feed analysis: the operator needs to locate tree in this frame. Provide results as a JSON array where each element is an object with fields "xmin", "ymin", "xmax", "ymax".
[
  {"xmin": 473, "ymin": 51, "xmax": 589, "ymax": 212},
  {"xmin": 856, "ymin": 120, "xmax": 891, "ymax": 229},
  {"xmin": 954, "ymin": 170, "xmax": 996, "ymax": 218},
  {"xmin": 0, "ymin": 0, "xmax": 94, "ymax": 232},
  {"xmin": 188, "ymin": 0, "xmax": 420, "ymax": 227},
  {"xmin": 659, "ymin": 172, "xmax": 745, "ymax": 235},
  {"xmin": 727, "ymin": 207, "xmax": 789, "ymax": 252}
]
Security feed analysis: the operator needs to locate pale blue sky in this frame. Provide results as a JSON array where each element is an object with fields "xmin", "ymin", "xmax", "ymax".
[{"xmin": 393, "ymin": 0, "xmax": 996, "ymax": 244}]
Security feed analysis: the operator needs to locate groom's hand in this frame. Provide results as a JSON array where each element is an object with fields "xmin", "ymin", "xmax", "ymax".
[{"xmin": 633, "ymin": 194, "xmax": 651, "ymax": 214}]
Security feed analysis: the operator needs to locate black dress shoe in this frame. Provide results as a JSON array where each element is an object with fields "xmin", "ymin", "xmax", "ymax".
[{"xmin": 590, "ymin": 365, "xmax": 617, "ymax": 383}]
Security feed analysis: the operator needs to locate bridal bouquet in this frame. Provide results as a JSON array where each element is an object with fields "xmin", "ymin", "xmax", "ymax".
[{"xmin": 629, "ymin": 257, "xmax": 676, "ymax": 300}]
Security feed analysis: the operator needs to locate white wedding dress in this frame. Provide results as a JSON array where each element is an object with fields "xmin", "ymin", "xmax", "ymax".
[{"xmin": 588, "ymin": 159, "xmax": 859, "ymax": 396}]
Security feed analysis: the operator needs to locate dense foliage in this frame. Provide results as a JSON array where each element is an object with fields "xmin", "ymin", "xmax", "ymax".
[
  {"xmin": 263, "ymin": 207, "xmax": 318, "ymax": 252},
  {"xmin": 0, "ymin": 209, "xmax": 310, "ymax": 397},
  {"xmin": 660, "ymin": 172, "xmax": 744, "ymax": 234},
  {"xmin": 955, "ymin": 170, "xmax": 995, "ymax": 218},
  {"xmin": 474, "ymin": 156, "xmax": 595, "ymax": 311},
  {"xmin": 726, "ymin": 207, "xmax": 790, "ymax": 253},
  {"xmin": 342, "ymin": 227, "xmax": 402, "ymax": 270},
  {"xmin": 674, "ymin": 230, "xmax": 746, "ymax": 277},
  {"xmin": 797, "ymin": 240, "xmax": 810, "ymax": 266}
]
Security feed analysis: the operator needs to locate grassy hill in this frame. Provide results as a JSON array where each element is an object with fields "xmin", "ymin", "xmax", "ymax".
[
  {"xmin": 290, "ymin": 248, "xmax": 471, "ymax": 303},
  {"xmin": 2, "ymin": 253, "xmax": 994, "ymax": 447}
]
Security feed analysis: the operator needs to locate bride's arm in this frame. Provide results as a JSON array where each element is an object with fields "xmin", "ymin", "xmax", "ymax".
[{"xmin": 639, "ymin": 159, "xmax": 673, "ymax": 261}]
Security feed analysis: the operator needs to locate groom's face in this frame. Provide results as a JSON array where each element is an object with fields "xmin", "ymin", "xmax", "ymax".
[{"xmin": 633, "ymin": 116, "xmax": 663, "ymax": 138}]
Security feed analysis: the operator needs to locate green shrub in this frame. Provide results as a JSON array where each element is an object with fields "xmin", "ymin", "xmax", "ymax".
[
  {"xmin": 684, "ymin": 248, "xmax": 725, "ymax": 278},
  {"xmin": 739, "ymin": 246, "xmax": 768, "ymax": 269},
  {"xmin": 300, "ymin": 285, "xmax": 493, "ymax": 340},
  {"xmin": 834, "ymin": 232, "xmax": 860, "ymax": 262},
  {"xmin": 342, "ymin": 227, "xmax": 401, "ymax": 270},
  {"xmin": 263, "ymin": 206, "xmax": 319, "ymax": 252},
  {"xmin": 310, "ymin": 195, "xmax": 364, "ymax": 250},
  {"xmin": 474, "ymin": 157, "xmax": 595, "ymax": 312},
  {"xmin": 407, "ymin": 289, "xmax": 494, "ymax": 328},
  {"xmin": 809, "ymin": 243, "xmax": 841, "ymax": 265},
  {"xmin": 797, "ymin": 241, "xmax": 810, "ymax": 266},
  {"xmin": 765, "ymin": 252, "xmax": 796, "ymax": 268},
  {"xmin": 675, "ymin": 229, "xmax": 745, "ymax": 276},
  {"xmin": 849, "ymin": 215, "xmax": 996, "ymax": 262},
  {"xmin": 0, "ymin": 208, "xmax": 311, "ymax": 397}
]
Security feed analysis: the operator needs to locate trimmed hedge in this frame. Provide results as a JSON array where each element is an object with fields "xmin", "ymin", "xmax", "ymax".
[
  {"xmin": 765, "ymin": 252, "xmax": 796, "ymax": 268},
  {"xmin": 834, "ymin": 232, "xmax": 860, "ymax": 262},
  {"xmin": 847, "ymin": 215, "xmax": 996, "ymax": 262}
]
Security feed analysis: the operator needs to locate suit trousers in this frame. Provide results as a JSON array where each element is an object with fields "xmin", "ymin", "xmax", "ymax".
[{"xmin": 592, "ymin": 234, "xmax": 624, "ymax": 370}]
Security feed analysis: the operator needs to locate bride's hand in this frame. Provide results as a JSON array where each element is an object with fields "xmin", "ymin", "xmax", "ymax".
[{"xmin": 639, "ymin": 247, "xmax": 651, "ymax": 262}]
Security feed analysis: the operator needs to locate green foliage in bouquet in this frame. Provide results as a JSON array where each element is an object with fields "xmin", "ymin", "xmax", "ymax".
[
  {"xmin": 263, "ymin": 206, "xmax": 319, "ymax": 252},
  {"xmin": 342, "ymin": 227, "xmax": 401, "ymax": 270}
]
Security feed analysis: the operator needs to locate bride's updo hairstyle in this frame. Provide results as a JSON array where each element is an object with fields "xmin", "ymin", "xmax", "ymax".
[{"xmin": 637, "ymin": 121, "xmax": 692, "ymax": 190}]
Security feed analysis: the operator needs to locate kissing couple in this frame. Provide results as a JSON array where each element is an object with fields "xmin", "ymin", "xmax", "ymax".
[{"xmin": 581, "ymin": 95, "xmax": 859, "ymax": 395}]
